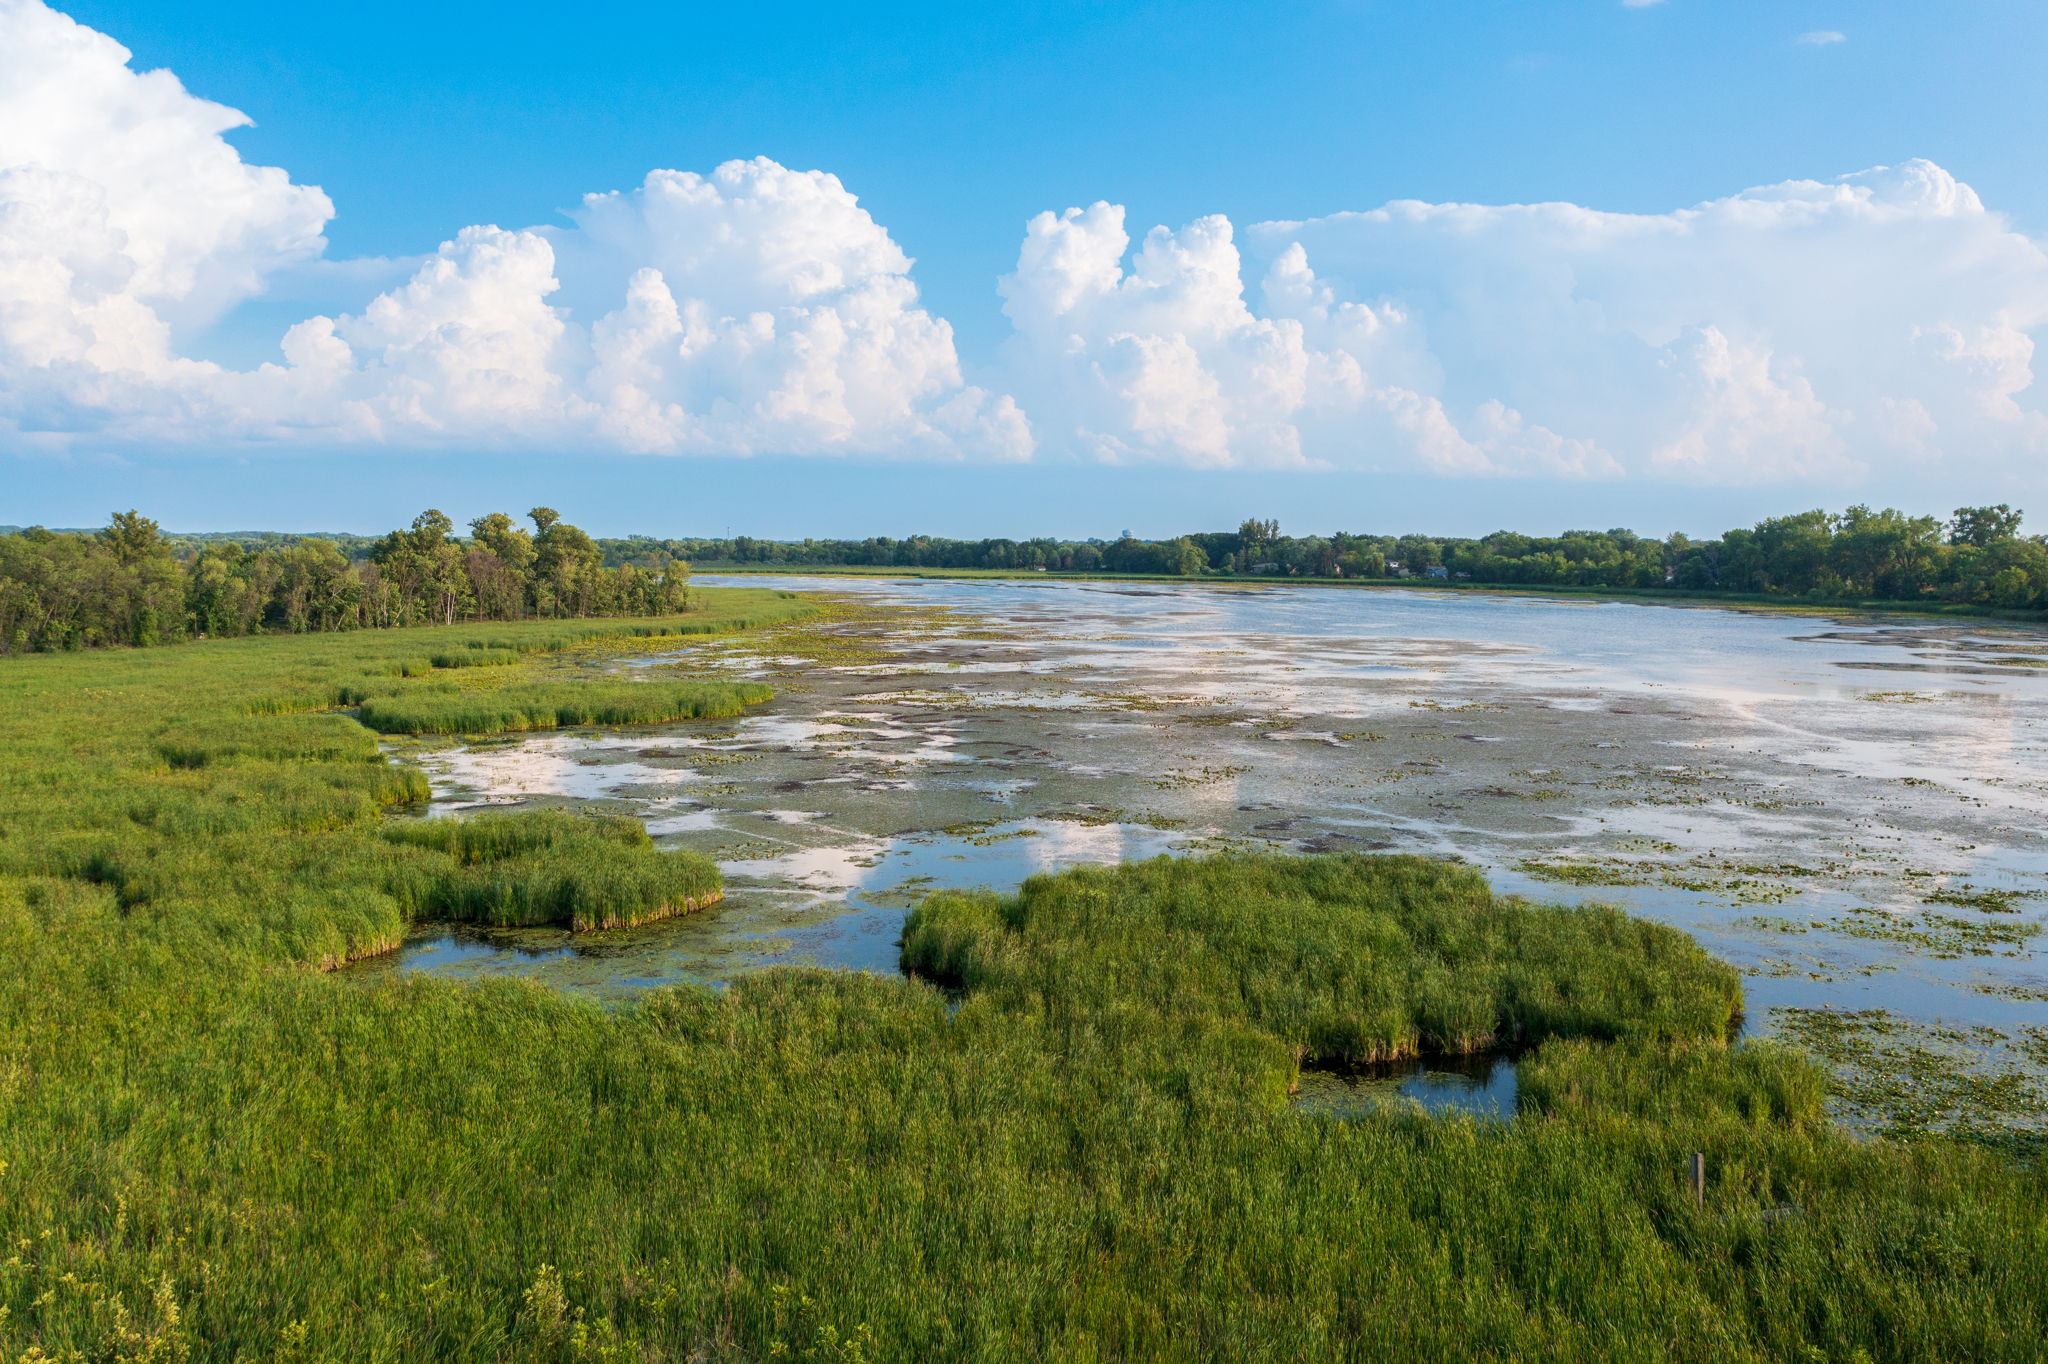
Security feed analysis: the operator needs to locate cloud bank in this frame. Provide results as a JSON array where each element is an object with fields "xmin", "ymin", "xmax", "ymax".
[
  {"xmin": 1006, "ymin": 161, "xmax": 2048, "ymax": 481},
  {"xmin": 0, "ymin": 0, "xmax": 1026, "ymax": 461},
  {"xmin": 3, "ymin": 0, "xmax": 2047, "ymax": 490}
]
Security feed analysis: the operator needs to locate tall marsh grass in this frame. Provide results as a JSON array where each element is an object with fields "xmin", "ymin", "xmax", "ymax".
[
  {"xmin": 383, "ymin": 810, "xmax": 721, "ymax": 930},
  {"xmin": 902, "ymin": 853, "xmax": 1742, "ymax": 1062},
  {"xmin": 0, "ymin": 585, "xmax": 2042, "ymax": 1362},
  {"xmin": 356, "ymin": 678, "xmax": 773, "ymax": 735},
  {"xmin": 428, "ymin": 646, "xmax": 523, "ymax": 669}
]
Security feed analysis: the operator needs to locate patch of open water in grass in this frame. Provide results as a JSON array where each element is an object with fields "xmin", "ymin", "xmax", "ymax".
[
  {"xmin": 1293, "ymin": 1054, "xmax": 1520, "ymax": 1121},
  {"xmin": 349, "ymin": 576, "xmax": 2048, "ymax": 1129}
]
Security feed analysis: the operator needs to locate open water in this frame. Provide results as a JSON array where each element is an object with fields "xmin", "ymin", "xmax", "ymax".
[{"xmin": 348, "ymin": 576, "xmax": 2048, "ymax": 1111}]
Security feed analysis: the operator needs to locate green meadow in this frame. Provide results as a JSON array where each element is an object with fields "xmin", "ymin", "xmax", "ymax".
[{"xmin": 0, "ymin": 587, "xmax": 2043, "ymax": 1362}]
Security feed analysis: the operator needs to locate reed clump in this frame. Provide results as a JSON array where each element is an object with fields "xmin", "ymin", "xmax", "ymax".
[
  {"xmin": 382, "ymin": 810, "xmax": 721, "ymax": 931},
  {"xmin": 155, "ymin": 712, "xmax": 385, "ymax": 768},
  {"xmin": 903, "ymin": 853, "xmax": 1742, "ymax": 1063},
  {"xmin": 427, "ymin": 646, "xmax": 523, "ymax": 669},
  {"xmin": 355, "ymin": 679, "xmax": 774, "ymax": 734}
]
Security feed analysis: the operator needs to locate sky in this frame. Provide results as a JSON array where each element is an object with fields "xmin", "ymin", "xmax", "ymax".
[{"xmin": 5, "ymin": 0, "xmax": 2048, "ymax": 539}]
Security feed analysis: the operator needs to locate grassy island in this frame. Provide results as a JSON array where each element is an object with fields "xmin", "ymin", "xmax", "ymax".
[{"xmin": 0, "ymin": 589, "xmax": 2042, "ymax": 1362}]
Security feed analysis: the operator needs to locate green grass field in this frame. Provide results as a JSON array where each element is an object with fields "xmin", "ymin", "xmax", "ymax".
[{"xmin": 0, "ymin": 588, "xmax": 2042, "ymax": 1362}]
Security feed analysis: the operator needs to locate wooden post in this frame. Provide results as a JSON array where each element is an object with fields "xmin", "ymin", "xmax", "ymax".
[{"xmin": 1690, "ymin": 1152, "xmax": 1705, "ymax": 1209}]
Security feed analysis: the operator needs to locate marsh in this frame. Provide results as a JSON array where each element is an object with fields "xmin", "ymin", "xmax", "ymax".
[{"xmin": 358, "ymin": 577, "xmax": 2048, "ymax": 1130}]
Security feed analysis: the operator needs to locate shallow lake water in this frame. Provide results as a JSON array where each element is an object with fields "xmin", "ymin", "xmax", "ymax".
[
  {"xmin": 348, "ymin": 575, "xmax": 2048, "ymax": 1116},
  {"xmin": 1294, "ymin": 1054, "xmax": 1521, "ymax": 1121}
]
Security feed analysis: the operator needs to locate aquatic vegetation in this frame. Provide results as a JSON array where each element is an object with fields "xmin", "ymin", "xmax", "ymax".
[
  {"xmin": 1835, "ymin": 905, "xmax": 2043, "ymax": 958},
  {"xmin": 679, "ymin": 597, "xmax": 972, "ymax": 676},
  {"xmin": 1519, "ymin": 855, "xmax": 1824, "ymax": 905},
  {"xmin": 1520, "ymin": 858, "xmax": 1653, "ymax": 887},
  {"xmin": 1771, "ymin": 1007, "xmax": 2048, "ymax": 1149},
  {"xmin": 3, "ymin": 588, "xmax": 2047, "ymax": 1360},
  {"xmin": 1926, "ymin": 884, "xmax": 2033, "ymax": 913},
  {"xmin": 381, "ymin": 810, "xmax": 721, "ymax": 931},
  {"xmin": 1972, "ymin": 980, "xmax": 2048, "ymax": 1002},
  {"xmin": 356, "ymin": 678, "xmax": 774, "ymax": 734},
  {"xmin": 1749, "ymin": 952, "xmax": 1896, "ymax": 983},
  {"xmin": 960, "ymin": 825, "xmax": 1041, "ymax": 846},
  {"xmin": 903, "ymin": 853, "xmax": 1744, "ymax": 1062},
  {"xmin": 1145, "ymin": 763, "xmax": 1252, "ymax": 789},
  {"xmin": 428, "ymin": 646, "xmax": 524, "ymax": 668},
  {"xmin": 1737, "ymin": 915, "xmax": 1813, "ymax": 936}
]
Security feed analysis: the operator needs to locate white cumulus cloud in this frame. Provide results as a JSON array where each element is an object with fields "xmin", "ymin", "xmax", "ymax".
[
  {"xmin": 0, "ymin": 0, "xmax": 329, "ymax": 435},
  {"xmin": 0, "ymin": 0, "xmax": 1027, "ymax": 460},
  {"xmin": 999, "ymin": 162, "xmax": 2048, "ymax": 483},
  {"xmin": 997, "ymin": 203, "xmax": 1616, "ymax": 477},
  {"xmin": 3, "ymin": 0, "xmax": 2047, "ymax": 495}
]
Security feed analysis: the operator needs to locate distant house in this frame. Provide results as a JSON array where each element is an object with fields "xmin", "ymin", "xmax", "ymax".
[
  {"xmin": 1424, "ymin": 565, "xmax": 1449, "ymax": 580},
  {"xmin": 1251, "ymin": 562, "xmax": 1280, "ymax": 574},
  {"xmin": 1386, "ymin": 561, "xmax": 1408, "ymax": 577}
]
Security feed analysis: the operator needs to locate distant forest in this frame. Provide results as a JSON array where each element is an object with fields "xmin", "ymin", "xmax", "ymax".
[
  {"xmin": 615, "ymin": 505, "xmax": 2047, "ymax": 609},
  {"xmin": 0, "ymin": 510, "xmax": 687, "ymax": 653},
  {"xmin": 4, "ymin": 502, "xmax": 2043, "ymax": 653}
]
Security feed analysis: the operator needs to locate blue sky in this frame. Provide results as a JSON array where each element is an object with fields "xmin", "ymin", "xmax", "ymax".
[{"xmin": 8, "ymin": 0, "xmax": 2048, "ymax": 538}]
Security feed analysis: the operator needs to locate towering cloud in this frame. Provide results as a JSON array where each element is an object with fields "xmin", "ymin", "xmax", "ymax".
[
  {"xmin": 269, "ymin": 164, "xmax": 1031, "ymax": 459},
  {"xmin": 997, "ymin": 204, "xmax": 1616, "ymax": 476},
  {"xmin": 2, "ymin": 0, "xmax": 2046, "ymax": 492},
  {"xmin": 1261, "ymin": 160, "xmax": 2048, "ymax": 482},
  {"xmin": 0, "ymin": 0, "xmax": 329, "ymax": 429},
  {"xmin": 555, "ymin": 162, "xmax": 1026, "ymax": 458},
  {"xmin": 1000, "ymin": 162, "xmax": 2048, "ymax": 482},
  {"xmin": 0, "ymin": 0, "xmax": 1027, "ymax": 459}
]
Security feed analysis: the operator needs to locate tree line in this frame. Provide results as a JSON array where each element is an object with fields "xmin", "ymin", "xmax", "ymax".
[
  {"xmin": 8, "ymin": 501, "xmax": 2043, "ymax": 653},
  {"xmin": 607, "ymin": 504, "xmax": 2047, "ymax": 611},
  {"xmin": 0, "ymin": 509, "xmax": 689, "ymax": 653}
]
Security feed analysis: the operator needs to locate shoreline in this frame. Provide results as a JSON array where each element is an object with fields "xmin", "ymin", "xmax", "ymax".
[{"xmin": 691, "ymin": 563, "xmax": 2048, "ymax": 626}]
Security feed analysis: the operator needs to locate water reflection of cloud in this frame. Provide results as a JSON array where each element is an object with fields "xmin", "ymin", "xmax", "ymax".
[
  {"xmin": 426, "ymin": 736, "xmax": 697, "ymax": 803},
  {"xmin": 724, "ymin": 835, "xmax": 891, "ymax": 895}
]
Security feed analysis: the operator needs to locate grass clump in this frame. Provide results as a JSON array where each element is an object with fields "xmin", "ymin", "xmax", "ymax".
[
  {"xmin": 904, "ymin": 853, "xmax": 1740, "ymax": 1063},
  {"xmin": 155, "ymin": 711, "xmax": 384, "ymax": 768},
  {"xmin": 383, "ymin": 807, "xmax": 648, "ymax": 861},
  {"xmin": 428, "ymin": 646, "xmax": 523, "ymax": 669},
  {"xmin": 356, "ymin": 679, "xmax": 773, "ymax": 734},
  {"xmin": 383, "ymin": 810, "xmax": 721, "ymax": 930}
]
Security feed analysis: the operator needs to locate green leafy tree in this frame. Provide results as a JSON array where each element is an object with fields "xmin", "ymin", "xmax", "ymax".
[
  {"xmin": 1745, "ymin": 511, "xmax": 1833, "ymax": 595},
  {"xmin": 1829, "ymin": 505, "xmax": 1941, "ymax": 599},
  {"xmin": 531, "ymin": 508, "xmax": 606, "ymax": 616},
  {"xmin": 1948, "ymin": 504, "xmax": 2023, "ymax": 547}
]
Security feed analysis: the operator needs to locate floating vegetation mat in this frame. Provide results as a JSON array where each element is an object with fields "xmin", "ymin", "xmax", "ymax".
[{"xmin": 1772, "ymin": 1007, "xmax": 2048, "ymax": 1151}]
